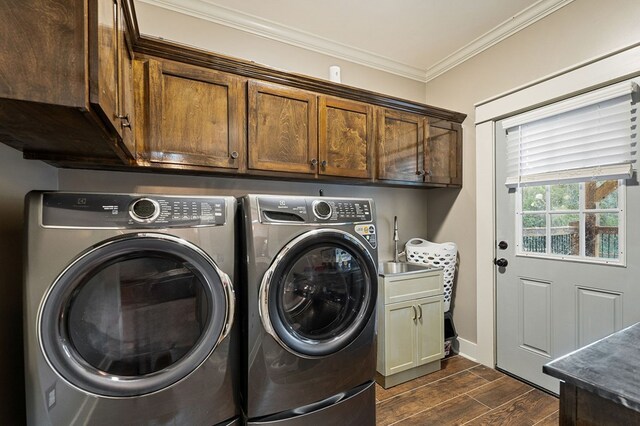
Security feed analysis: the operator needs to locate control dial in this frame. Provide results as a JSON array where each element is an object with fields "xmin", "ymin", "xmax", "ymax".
[
  {"xmin": 312, "ymin": 200, "xmax": 332, "ymax": 220},
  {"xmin": 129, "ymin": 198, "xmax": 160, "ymax": 223}
]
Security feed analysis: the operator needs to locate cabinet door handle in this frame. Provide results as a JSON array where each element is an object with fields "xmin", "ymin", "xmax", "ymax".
[
  {"xmin": 230, "ymin": 151, "xmax": 239, "ymax": 160},
  {"xmin": 417, "ymin": 305, "xmax": 423, "ymax": 320},
  {"xmin": 415, "ymin": 170, "xmax": 425, "ymax": 176},
  {"xmin": 117, "ymin": 114, "xmax": 131, "ymax": 128},
  {"xmin": 321, "ymin": 160, "xmax": 327, "ymax": 168},
  {"xmin": 310, "ymin": 158, "xmax": 318, "ymax": 167},
  {"xmin": 411, "ymin": 305, "xmax": 417, "ymax": 322}
]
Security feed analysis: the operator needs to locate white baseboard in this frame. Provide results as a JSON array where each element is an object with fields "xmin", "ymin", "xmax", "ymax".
[{"xmin": 456, "ymin": 337, "xmax": 478, "ymax": 363}]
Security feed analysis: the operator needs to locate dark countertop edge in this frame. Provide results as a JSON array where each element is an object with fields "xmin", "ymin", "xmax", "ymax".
[
  {"xmin": 543, "ymin": 322, "xmax": 640, "ymax": 413},
  {"xmin": 543, "ymin": 364, "xmax": 640, "ymax": 412}
]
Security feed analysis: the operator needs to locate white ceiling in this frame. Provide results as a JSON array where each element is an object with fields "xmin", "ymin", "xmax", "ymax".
[{"xmin": 137, "ymin": 0, "xmax": 573, "ymax": 82}]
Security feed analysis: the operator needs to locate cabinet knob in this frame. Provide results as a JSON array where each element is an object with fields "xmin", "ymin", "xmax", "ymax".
[
  {"xmin": 415, "ymin": 170, "xmax": 425, "ymax": 176},
  {"xmin": 310, "ymin": 158, "xmax": 318, "ymax": 167},
  {"xmin": 321, "ymin": 160, "xmax": 327, "ymax": 168},
  {"xmin": 230, "ymin": 151, "xmax": 239, "ymax": 159},
  {"xmin": 426, "ymin": 169, "xmax": 432, "ymax": 176}
]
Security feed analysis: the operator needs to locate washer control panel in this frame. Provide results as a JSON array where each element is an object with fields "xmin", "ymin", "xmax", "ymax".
[
  {"xmin": 258, "ymin": 196, "xmax": 373, "ymax": 223},
  {"xmin": 42, "ymin": 193, "xmax": 226, "ymax": 228}
]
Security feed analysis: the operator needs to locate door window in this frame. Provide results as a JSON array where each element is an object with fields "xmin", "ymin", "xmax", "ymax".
[{"xmin": 517, "ymin": 180, "xmax": 624, "ymax": 263}]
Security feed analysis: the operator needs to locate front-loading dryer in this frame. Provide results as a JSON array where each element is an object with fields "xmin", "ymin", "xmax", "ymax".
[
  {"xmin": 24, "ymin": 192, "xmax": 240, "ymax": 426},
  {"xmin": 241, "ymin": 194, "xmax": 378, "ymax": 425}
]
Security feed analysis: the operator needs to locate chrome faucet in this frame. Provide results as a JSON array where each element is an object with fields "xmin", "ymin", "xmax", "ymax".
[{"xmin": 393, "ymin": 216, "xmax": 405, "ymax": 262}]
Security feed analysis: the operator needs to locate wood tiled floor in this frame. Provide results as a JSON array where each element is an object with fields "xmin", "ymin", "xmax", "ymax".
[{"xmin": 375, "ymin": 355, "xmax": 559, "ymax": 425}]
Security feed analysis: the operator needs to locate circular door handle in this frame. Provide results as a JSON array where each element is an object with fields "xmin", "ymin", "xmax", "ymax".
[
  {"xmin": 230, "ymin": 151, "xmax": 239, "ymax": 159},
  {"xmin": 494, "ymin": 258, "xmax": 508, "ymax": 267},
  {"xmin": 310, "ymin": 158, "xmax": 318, "ymax": 167},
  {"xmin": 498, "ymin": 241, "xmax": 508, "ymax": 250}
]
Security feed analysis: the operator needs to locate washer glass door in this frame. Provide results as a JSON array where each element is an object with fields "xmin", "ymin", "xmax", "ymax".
[
  {"xmin": 39, "ymin": 233, "xmax": 233, "ymax": 397},
  {"xmin": 261, "ymin": 229, "xmax": 377, "ymax": 357}
]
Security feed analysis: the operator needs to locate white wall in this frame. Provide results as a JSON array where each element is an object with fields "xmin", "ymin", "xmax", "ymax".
[
  {"xmin": 0, "ymin": 144, "xmax": 57, "ymax": 424},
  {"xmin": 134, "ymin": 1, "xmax": 427, "ymax": 103},
  {"xmin": 425, "ymin": 0, "xmax": 640, "ymax": 354}
]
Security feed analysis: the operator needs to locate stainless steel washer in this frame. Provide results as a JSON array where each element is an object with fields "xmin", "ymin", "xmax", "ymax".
[
  {"xmin": 241, "ymin": 194, "xmax": 378, "ymax": 425},
  {"xmin": 24, "ymin": 192, "xmax": 240, "ymax": 426}
]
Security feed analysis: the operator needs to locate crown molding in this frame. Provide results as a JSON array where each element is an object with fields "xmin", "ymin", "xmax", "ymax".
[
  {"xmin": 425, "ymin": 0, "xmax": 575, "ymax": 82},
  {"xmin": 138, "ymin": 0, "xmax": 573, "ymax": 84}
]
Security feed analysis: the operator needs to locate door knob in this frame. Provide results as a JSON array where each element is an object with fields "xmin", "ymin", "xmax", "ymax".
[
  {"xmin": 494, "ymin": 258, "xmax": 508, "ymax": 267},
  {"xmin": 498, "ymin": 241, "xmax": 508, "ymax": 250}
]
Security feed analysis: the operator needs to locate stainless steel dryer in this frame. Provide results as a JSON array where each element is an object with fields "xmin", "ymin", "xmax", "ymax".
[
  {"xmin": 241, "ymin": 194, "xmax": 378, "ymax": 425},
  {"xmin": 24, "ymin": 192, "xmax": 240, "ymax": 426}
]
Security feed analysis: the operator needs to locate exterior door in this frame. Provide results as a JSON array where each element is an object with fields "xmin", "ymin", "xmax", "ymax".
[
  {"xmin": 259, "ymin": 229, "xmax": 377, "ymax": 358},
  {"xmin": 39, "ymin": 233, "xmax": 234, "ymax": 397},
  {"xmin": 495, "ymin": 120, "xmax": 640, "ymax": 393}
]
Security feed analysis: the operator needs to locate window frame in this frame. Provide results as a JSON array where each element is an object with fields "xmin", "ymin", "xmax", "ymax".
[{"xmin": 515, "ymin": 179, "xmax": 626, "ymax": 266}]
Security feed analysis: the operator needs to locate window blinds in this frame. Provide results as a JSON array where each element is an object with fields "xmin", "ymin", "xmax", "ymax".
[{"xmin": 503, "ymin": 81, "xmax": 638, "ymax": 186}]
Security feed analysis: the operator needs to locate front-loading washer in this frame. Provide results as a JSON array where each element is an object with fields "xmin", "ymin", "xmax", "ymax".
[
  {"xmin": 24, "ymin": 191, "xmax": 240, "ymax": 426},
  {"xmin": 241, "ymin": 194, "xmax": 378, "ymax": 425}
]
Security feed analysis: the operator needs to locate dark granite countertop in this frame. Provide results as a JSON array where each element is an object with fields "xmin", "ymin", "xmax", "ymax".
[{"xmin": 543, "ymin": 322, "xmax": 640, "ymax": 412}]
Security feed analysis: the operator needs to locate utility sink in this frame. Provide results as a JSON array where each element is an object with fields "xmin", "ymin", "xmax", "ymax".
[{"xmin": 378, "ymin": 261, "xmax": 433, "ymax": 277}]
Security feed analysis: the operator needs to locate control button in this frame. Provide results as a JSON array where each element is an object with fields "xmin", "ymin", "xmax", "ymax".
[
  {"xmin": 129, "ymin": 198, "xmax": 160, "ymax": 223},
  {"xmin": 312, "ymin": 200, "xmax": 332, "ymax": 220}
]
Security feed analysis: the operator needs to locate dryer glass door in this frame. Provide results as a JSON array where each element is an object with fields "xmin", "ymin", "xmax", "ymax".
[
  {"xmin": 261, "ymin": 229, "xmax": 377, "ymax": 357},
  {"xmin": 39, "ymin": 233, "xmax": 234, "ymax": 397}
]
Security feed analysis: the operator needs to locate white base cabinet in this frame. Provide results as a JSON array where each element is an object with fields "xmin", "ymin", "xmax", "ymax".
[{"xmin": 377, "ymin": 268, "xmax": 444, "ymax": 388}]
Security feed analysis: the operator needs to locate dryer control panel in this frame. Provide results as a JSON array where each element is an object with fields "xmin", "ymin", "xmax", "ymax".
[
  {"xmin": 258, "ymin": 196, "xmax": 373, "ymax": 224},
  {"xmin": 42, "ymin": 193, "xmax": 226, "ymax": 228}
]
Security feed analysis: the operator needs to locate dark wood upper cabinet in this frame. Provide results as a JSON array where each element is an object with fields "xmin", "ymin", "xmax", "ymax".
[
  {"xmin": 377, "ymin": 109, "xmax": 463, "ymax": 187},
  {"xmin": 0, "ymin": 0, "xmax": 465, "ymax": 186},
  {"xmin": 90, "ymin": 0, "xmax": 135, "ymax": 156},
  {"xmin": 248, "ymin": 80, "xmax": 317, "ymax": 174},
  {"xmin": 0, "ymin": 0, "xmax": 134, "ymax": 163},
  {"xmin": 377, "ymin": 109, "xmax": 426, "ymax": 183},
  {"xmin": 319, "ymin": 96, "xmax": 374, "ymax": 179},
  {"xmin": 425, "ymin": 118, "xmax": 463, "ymax": 186},
  {"xmin": 134, "ymin": 57, "xmax": 245, "ymax": 171}
]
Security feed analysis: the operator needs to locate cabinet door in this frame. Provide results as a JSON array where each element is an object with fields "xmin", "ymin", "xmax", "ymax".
[
  {"xmin": 383, "ymin": 300, "xmax": 418, "ymax": 376},
  {"xmin": 117, "ymin": 0, "xmax": 134, "ymax": 156},
  {"xmin": 377, "ymin": 109, "xmax": 425, "ymax": 182},
  {"xmin": 319, "ymin": 96, "xmax": 373, "ymax": 178},
  {"xmin": 416, "ymin": 296, "xmax": 445, "ymax": 366},
  {"xmin": 135, "ymin": 58, "xmax": 244, "ymax": 169},
  {"xmin": 425, "ymin": 118, "xmax": 462, "ymax": 186},
  {"xmin": 248, "ymin": 80, "xmax": 317, "ymax": 174},
  {"xmin": 89, "ymin": 0, "xmax": 134, "ymax": 156},
  {"xmin": 0, "ymin": 0, "xmax": 86, "ymax": 106},
  {"xmin": 90, "ymin": 0, "xmax": 119, "ymax": 133}
]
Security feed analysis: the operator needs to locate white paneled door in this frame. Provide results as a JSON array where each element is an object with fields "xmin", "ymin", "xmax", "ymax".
[{"xmin": 494, "ymin": 119, "xmax": 640, "ymax": 394}]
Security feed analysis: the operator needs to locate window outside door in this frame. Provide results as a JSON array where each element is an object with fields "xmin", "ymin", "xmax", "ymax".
[{"xmin": 495, "ymin": 122, "xmax": 640, "ymax": 394}]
